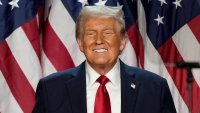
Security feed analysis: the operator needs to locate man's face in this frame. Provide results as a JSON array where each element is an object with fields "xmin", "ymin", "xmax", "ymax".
[{"xmin": 77, "ymin": 16, "xmax": 126, "ymax": 71}]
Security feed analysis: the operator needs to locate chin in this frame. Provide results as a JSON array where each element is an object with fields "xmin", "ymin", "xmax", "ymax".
[
  {"xmin": 94, "ymin": 60, "xmax": 108, "ymax": 65},
  {"xmin": 88, "ymin": 59, "xmax": 108, "ymax": 65}
]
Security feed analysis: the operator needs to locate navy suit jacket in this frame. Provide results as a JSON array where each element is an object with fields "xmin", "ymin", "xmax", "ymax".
[{"xmin": 32, "ymin": 61, "xmax": 177, "ymax": 113}]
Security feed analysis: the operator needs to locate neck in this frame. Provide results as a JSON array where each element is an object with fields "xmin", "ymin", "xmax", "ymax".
[{"xmin": 88, "ymin": 60, "xmax": 118, "ymax": 75}]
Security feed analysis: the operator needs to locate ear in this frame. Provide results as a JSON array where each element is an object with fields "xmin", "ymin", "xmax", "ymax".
[
  {"xmin": 119, "ymin": 36, "xmax": 126, "ymax": 51},
  {"xmin": 77, "ymin": 37, "xmax": 84, "ymax": 52}
]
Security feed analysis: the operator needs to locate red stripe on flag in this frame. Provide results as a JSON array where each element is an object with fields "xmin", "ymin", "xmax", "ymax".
[
  {"xmin": 43, "ymin": 20, "xmax": 75, "ymax": 71},
  {"xmin": 22, "ymin": 18, "xmax": 41, "ymax": 60},
  {"xmin": 158, "ymin": 38, "xmax": 200, "ymax": 113},
  {"xmin": 188, "ymin": 14, "xmax": 200, "ymax": 44},
  {"xmin": 192, "ymin": 82, "xmax": 200, "ymax": 113},
  {"xmin": 127, "ymin": 23, "xmax": 144, "ymax": 67},
  {"xmin": 137, "ymin": 31, "xmax": 145, "ymax": 68},
  {"xmin": 37, "ymin": 5, "xmax": 45, "ymax": 32},
  {"xmin": 0, "ymin": 41, "xmax": 35, "ymax": 113}
]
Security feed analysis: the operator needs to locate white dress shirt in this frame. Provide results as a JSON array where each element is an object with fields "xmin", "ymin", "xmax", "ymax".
[{"xmin": 86, "ymin": 60, "xmax": 121, "ymax": 113}]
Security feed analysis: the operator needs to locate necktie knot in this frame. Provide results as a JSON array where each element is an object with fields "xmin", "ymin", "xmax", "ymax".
[{"xmin": 97, "ymin": 75, "xmax": 109, "ymax": 86}]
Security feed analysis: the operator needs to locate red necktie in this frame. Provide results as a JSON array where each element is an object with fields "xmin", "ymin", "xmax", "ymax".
[{"xmin": 94, "ymin": 75, "xmax": 111, "ymax": 113}]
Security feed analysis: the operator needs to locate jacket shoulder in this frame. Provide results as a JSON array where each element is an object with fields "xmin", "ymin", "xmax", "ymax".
[
  {"xmin": 40, "ymin": 62, "xmax": 84, "ymax": 84},
  {"xmin": 121, "ymin": 61, "xmax": 167, "ymax": 86}
]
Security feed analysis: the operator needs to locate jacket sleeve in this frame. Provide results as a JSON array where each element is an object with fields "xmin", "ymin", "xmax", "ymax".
[{"xmin": 161, "ymin": 79, "xmax": 177, "ymax": 113}]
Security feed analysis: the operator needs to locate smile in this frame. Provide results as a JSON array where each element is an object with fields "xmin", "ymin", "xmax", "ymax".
[{"xmin": 93, "ymin": 48, "xmax": 108, "ymax": 53}]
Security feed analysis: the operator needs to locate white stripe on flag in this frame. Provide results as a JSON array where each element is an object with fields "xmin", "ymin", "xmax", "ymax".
[
  {"xmin": 137, "ymin": 0, "xmax": 189, "ymax": 112},
  {"xmin": 120, "ymin": 38, "xmax": 138, "ymax": 67},
  {"xmin": 48, "ymin": 0, "xmax": 85, "ymax": 66},
  {"xmin": 44, "ymin": 0, "xmax": 53, "ymax": 20},
  {"xmin": 172, "ymin": 24, "xmax": 200, "ymax": 87},
  {"xmin": 0, "ymin": 70, "xmax": 23, "ymax": 113},
  {"xmin": 36, "ymin": 14, "xmax": 40, "ymax": 28},
  {"xmin": 6, "ymin": 27, "xmax": 42, "ymax": 91}
]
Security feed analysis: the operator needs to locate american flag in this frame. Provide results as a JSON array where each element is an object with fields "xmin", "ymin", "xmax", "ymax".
[
  {"xmin": 0, "ymin": 0, "xmax": 200, "ymax": 113},
  {"xmin": 137, "ymin": 0, "xmax": 200, "ymax": 113},
  {"xmin": 0, "ymin": 0, "xmax": 44, "ymax": 113}
]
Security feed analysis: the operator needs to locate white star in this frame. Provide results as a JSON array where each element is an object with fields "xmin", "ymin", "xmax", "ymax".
[
  {"xmin": 172, "ymin": 0, "xmax": 182, "ymax": 9},
  {"xmin": 9, "ymin": 0, "xmax": 20, "ymax": 10},
  {"xmin": 158, "ymin": 0, "xmax": 167, "ymax": 6},
  {"xmin": 78, "ymin": 0, "xmax": 88, "ymax": 7},
  {"xmin": 0, "ymin": 0, "xmax": 3, "ymax": 5},
  {"xmin": 154, "ymin": 14, "xmax": 164, "ymax": 26},
  {"xmin": 95, "ymin": 0, "xmax": 107, "ymax": 6}
]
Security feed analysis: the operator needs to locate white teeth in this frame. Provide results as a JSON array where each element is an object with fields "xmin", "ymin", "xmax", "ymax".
[{"xmin": 94, "ymin": 49, "xmax": 108, "ymax": 53}]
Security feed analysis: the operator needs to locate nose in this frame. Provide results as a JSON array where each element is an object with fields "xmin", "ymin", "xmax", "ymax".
[{"xmin": 95, "ymin": 33, "xmax": 103, "ymax": 45}]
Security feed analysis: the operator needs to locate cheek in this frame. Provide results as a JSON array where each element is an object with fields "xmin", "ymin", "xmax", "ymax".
[
  {"xmin": 110, "ymin": 39, "xmax": 123, "ymax": 48},
  {"xmin": 82, "ymin": 39, "xmax": 94, "ymax": 50},
  {"xmin": 77, "ymin": 38, "xmax": 91, "ymax": 52}
]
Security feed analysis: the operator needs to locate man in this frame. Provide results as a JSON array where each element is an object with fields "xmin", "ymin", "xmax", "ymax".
[{"xmin": 32, "ymin": 6, "xmax": 177, "ymax": 113}]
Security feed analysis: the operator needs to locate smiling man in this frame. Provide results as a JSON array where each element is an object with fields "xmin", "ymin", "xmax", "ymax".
[
  {"xmin": 32, "ymin": 6, "xmax": 177, "ymax": 113},
  {"xmin": 76, "ymin": 7, "xmax": 126, "ymax": 75}
]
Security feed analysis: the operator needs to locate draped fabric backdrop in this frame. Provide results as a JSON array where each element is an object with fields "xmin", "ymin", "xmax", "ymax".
[{"xmin": 0, "ymin": 0, "xmax": 200, "ymax": 113}]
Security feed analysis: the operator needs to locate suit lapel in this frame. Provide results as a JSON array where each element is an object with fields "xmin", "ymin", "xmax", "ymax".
[
  {"xmin": 120, "ymin": 61, "xmax": 140, "ymax": 113},
  {"xmin": 65, "ymin": 63, "xmax": 87, "ymax": 113}
]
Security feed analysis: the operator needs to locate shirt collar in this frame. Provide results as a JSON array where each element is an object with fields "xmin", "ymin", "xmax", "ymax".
[{"xmin": 85, "ymin": 59, "xmax": 121, "ymax": 87}]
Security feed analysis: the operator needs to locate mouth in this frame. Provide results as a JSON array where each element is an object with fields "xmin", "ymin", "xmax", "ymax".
[{"xmin": 93, "ymin": 48, "xmax": 108, "ymax": 53}]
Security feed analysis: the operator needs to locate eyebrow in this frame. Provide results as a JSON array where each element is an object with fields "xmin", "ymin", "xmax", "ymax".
[{"xmin": 84, "ymin": 29, "xmax": 96, "ymax": 32}]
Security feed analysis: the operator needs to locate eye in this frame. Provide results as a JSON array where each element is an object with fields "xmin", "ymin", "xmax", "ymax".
[
  {"xmin": 103, "ymin": 30, "xmax": 113, "ymax": 36},
  {"xmin": 86, "ymin": 31, "xmax": 96, "ymax": 37}
]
